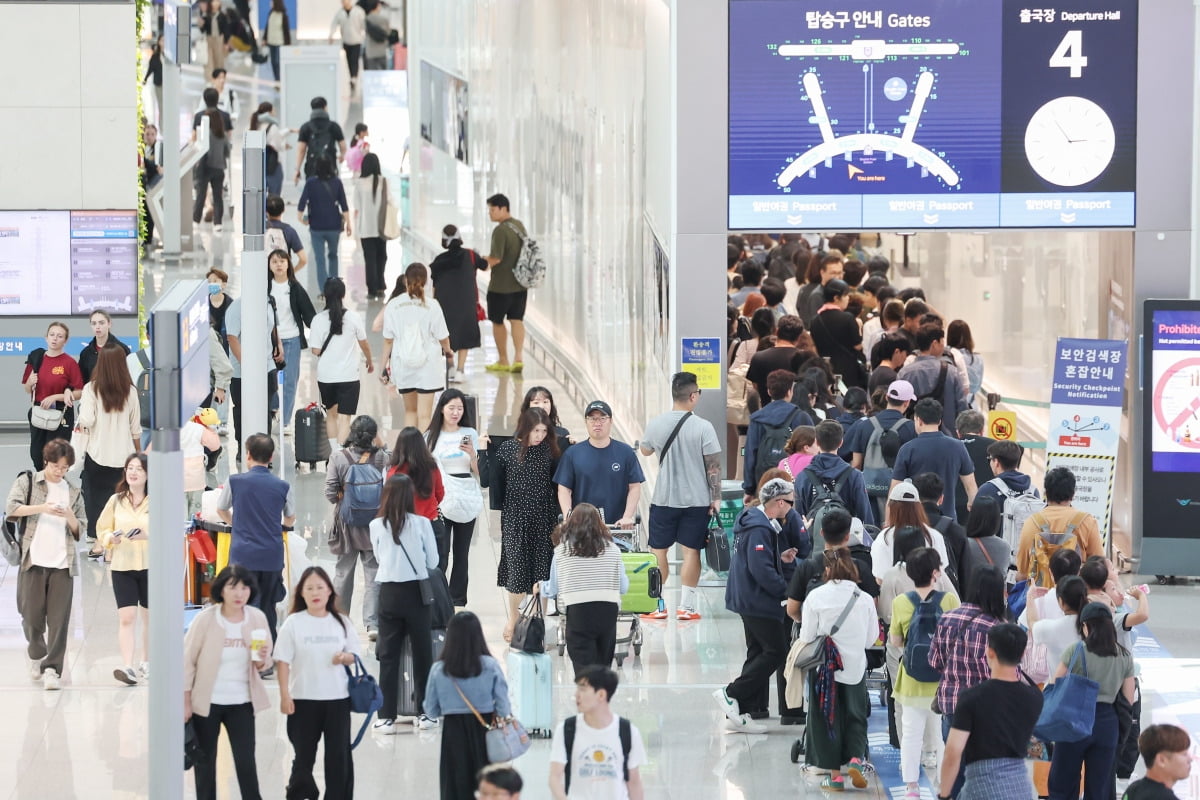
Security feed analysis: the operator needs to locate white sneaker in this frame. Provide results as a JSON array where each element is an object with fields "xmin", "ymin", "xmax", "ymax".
[
  {"xmin": 373, "ymin": 718, "xmax": 398, "ymax": 735},
  {"xmin": 367, "ymin": 629, "xmax": 378, "ymax": 642},
  {"xmin": 282, "ymin": 424, "xmax": 294, "ymax": 437},
  {"xmin": 42, "ymin": 668, "xmax": 61, "ymax": 690},
  {"xmin": 114, "ymin": 666, "xmax": 138, "ymax": 686},
  {"xmin": 447, "ymin": 368, "xmax": 463, "ymax": 383},
  {"xmin": 213, "ymin": 224, "xmax": 223, "ymax": 232},
  {"xmin": 712, "ymin": 687, "xmax": 741, "ymax": 724},
  {"xmin": 29, "ymin": 659, "xmax": 41, "ymax": 681},
  {"xmin": 922, "ymin": 750, "xmax": 939, "ymax": 769},
  {"xmin": 415, "ymin": 714, "xmax": 439, "ymax": 730},
  {"xmin": 139, "ymin": 662, "xmax": 150, "ymax": 681},
  {"xmin": 725, "ymin": 713, "xmax": 767, "ymax": 734}
]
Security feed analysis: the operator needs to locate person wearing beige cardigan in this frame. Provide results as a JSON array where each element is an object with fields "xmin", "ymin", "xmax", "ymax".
[{"xmin": 184, "ymin": 565, "xmax": 274, "ymax": 800}]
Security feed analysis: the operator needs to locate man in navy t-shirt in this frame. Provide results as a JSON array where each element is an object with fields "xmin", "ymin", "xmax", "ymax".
[
  {"xmin": 554, "ymin": 401, "xmax": 645, "ymax": 527},
  {"xmin": 890, "ymin": 398, "xmax": 977, "ymax": 519}
]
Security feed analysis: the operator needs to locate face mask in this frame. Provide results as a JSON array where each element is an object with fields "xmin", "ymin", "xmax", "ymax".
[{"xmin": 208, "ymin": 283, "xmax": 221, "ymax": 296}]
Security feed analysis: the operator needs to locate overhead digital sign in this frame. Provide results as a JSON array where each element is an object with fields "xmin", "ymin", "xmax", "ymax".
[{"xmin": 728, "ymin": 0, "xmax": 1138, "ymax": 229}]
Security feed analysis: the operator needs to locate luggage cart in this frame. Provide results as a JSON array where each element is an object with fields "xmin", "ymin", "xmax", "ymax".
[{"xmin": 554, "ymin": 518, "xmax": 656, "ymax": 668}]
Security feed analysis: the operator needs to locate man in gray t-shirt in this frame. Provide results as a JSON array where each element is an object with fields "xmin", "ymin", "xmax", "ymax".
[{"xmin": 639, "ymin": 372, "xmax": 722, "ymax": 620}]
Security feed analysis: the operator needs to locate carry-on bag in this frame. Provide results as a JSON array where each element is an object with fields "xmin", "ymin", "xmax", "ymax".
[
  {"xmin": 294, "ymin": 403, "xmax": 331, "ymax": 468},
  {"xmin": 505, "ymin": 649, "xmax": 553, "ymax": 737}
]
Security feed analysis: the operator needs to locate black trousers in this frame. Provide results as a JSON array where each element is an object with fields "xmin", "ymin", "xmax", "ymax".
[
  {"xmin": 230, "ymin": 375, "xmax": 278, "ymax": 459},
  {"xmin": 726, "ymin": 614, "xmax": 788, "ymax": 707},
  {"xmin": 432, "ymin": 517, "xmax": 450, "ymax": 572},
  {"xmin": 82, "ymin": 455, "xmax": 124, "ymax": 542},
  {"xmin": 248, "ymin": 569, "xmax": 283, "ymax": 643},
  {"xmin": 193, "ymin": 164, "xmax": 225, "ymax": 225},
  {"xmin": 342, "ymin": 43, "xmax": 361, "ymax": 79},
  {"xmin": 192, "ymin": 702, "xmax": 261, "ymax": 800},
  {"xmin": 745, "ymin": 617, "xmax": 803, "ymax": 717},
  {"xmin": 377, "ymin": 581, "xmax": 433, "ymax": 719},
  {"xmin": 445, "ymin": 518, "xmax": 475, "ymax": 605},
  {"xmin": 440, "ymin": 712, "xmax": 491, "ymax": 800},
  {"xmin": 565, "ymin": 601, "xmax": 619, "ymax": 677},
  {"xmin": 361, "ymin": 236, "xmax": 388, "ymax": 295},
  {"xmin": 286, "ymin": 697, "xmax": 353, "ymax": 800},
  {"xmin": 28, "ymin": 406, "xmax": 73, "ymax": 470}
]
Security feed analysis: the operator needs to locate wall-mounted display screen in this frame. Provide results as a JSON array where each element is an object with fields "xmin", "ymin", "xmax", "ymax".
[
  {"xmin": 420, "ymin": 61, "xmax": 469, "ymax": 165},
  {"xmin": 728, "ymin": 0, "xmax": 1137, "ymax": 229},
  {"xmin": 0, "ymin": 210, "xmax": 138, "ymax": 316}
]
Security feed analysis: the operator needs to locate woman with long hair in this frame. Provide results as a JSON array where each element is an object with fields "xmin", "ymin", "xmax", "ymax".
[
  {"xmin": 947, "ymin": 320, "xmax": 984, "ymax": 398},
  {"xmin": 310, "ymin": 276, "xmax": 373, "ymax": 445},
  {"xmin": 425, "ymin": 390, "xmax": 481, "ymax": 605},
  {"xmin": 429, "ymin": 224, "xmax": 486, "ymax": 381},
  {"xmin": 275, "ymin": 565, "xmax": 360, "ymax": 800},
  {"xmin": 184, "ymin": 565, "xmax": 273, "ymax": 800},
  {"xmin": 22, "ymin": 322, "xmax": 83, "ymax": 470},
  {"xmin": 78, "ymin": 309, "xmax": 132, "ymax": 384},
  {"xmin": 729, "ymin": 307, "xmax": 776, "ymax": 372},
  {"xmin": 369, "ymin": 474, "xmax": 440, "ymax": 733},
  {"xmin": 957, "ymin": 496, "xmax": 1008, "ymax": 599},
  {"xmin": 76, "ymin": 345, "xmax": 141, "ymax": 556},
  {"xmin": 423, "ymin": 611, "xmax": 512, "ymax": 800},
  {"xmin": 269, "ymin": 249, "xmax": 317, "ymax": 429},
  {"xmin": 778, "ymin": 425, "xmax": 817, "ymax": 479},
  {"xmin": 325, "ymin": 415, "xmax": 389, "ymax": 639},
  {"xmin": 796, "ymin": 547, "xmax": 880, "ymax": 790},
  {"xmin": 264, "ymin": 0, "xmax": 291, "ymax": 81},
  {"xmin": 870, "ymin": 481, "xmax": 949, "ymax": 583},
  {"xmin": 543, "ymin": 504, "xmax": 626, "ymax": 677},
  {"xmin": 1029, "ymin": 574, "xmax": 1089, "ymax": 678},
  {"xmin": 98, "ymin": 453, "xmax": 151, "ymax": 683},
  {"xmin": 1047, "ymin": 603, "xmax": 1135, "ymax": 800},
  {"xmin": 251, "ymin": 101, "xmax": 290, "ymax": 196},
  {"xmin": 297, "ymin": 155, "xmax": 351, "ymax": 289},
  {"xmin": 387, "ymin": 426, "xmax": 447, "ymax": 564},
  {"xmin": 380, "ymin": 263, "xmax": 453, "ymax": 429},
  {"xmin": 353, "ymin": 152, "xmax": 389, "ymax": 299},
  {"xmin": 193, "ymin": 88, "xmax": 231, "ymax": 229},
  {"xmin": 520, "ymin": 385, "xmax": 573, "ymax": 450},
  {"xmin": 482, "ymin": 407, "xmax": 561, "ymax": 642}
]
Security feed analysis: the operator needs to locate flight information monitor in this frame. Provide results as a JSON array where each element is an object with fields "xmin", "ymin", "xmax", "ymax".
[{"xmin": 728, "ymin": 0, "xmax": 1138, "ymax": 229}]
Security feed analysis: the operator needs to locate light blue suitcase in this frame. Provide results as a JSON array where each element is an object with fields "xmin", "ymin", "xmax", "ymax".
[{"xmin": 506, "ymin": 649, "xmax": 553, "ymax": 738}]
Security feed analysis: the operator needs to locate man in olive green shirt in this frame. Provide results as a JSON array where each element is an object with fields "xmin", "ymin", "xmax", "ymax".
[{"xmin": 484, "ymin": 193, "xmax": 528, "ymax": 373}]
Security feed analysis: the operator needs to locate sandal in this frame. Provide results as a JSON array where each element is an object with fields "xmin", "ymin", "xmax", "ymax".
[{"xmin": 820, "ymin": 777, "xmax": 846, "ymax": 793}]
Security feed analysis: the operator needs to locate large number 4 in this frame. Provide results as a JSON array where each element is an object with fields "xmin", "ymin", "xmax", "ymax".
[{"xmin": 1050, "ymin": 30, "xmax": 1087, "ymax": 77}]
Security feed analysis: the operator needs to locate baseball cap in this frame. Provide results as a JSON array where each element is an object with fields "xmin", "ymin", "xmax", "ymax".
[
  {"xmin": 888, "ymin": 480, "xmax": 921, "ymax": 503},
  {"xmin": 1079, "ymin": 601, "xmax": 1114, "ymax": 625},
  {"xmin": 584, "ymin": 400, "xmax": 612, "ymax": 418},
  {"xmin": 887, "ymin": 379, "xmax": 917, "ymax": 402}
]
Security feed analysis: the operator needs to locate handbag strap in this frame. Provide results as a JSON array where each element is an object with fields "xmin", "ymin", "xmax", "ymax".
[
  {"xmin": 1067, "ymin": 641, "xmax": 1089, "ymax": 678},
  {"xmin": 974, "ymin": 537, "xmax": 995, "ymax": 566},
  {"xmin": 452, "ymin": 680, "xmax": 492, "ymax": 730},
  {"xmin": 829, "ymin": 587, "xmax": 861, "ymax": 636},
  {"xmin": 394, "ymin": 525, "xmax": 422, "ymax": 577},
  {"xmin": 658, "ymin": 411, "xmax": 692, "ymax": 463},
  {"xmin": 520, "ymin": 594, "xmax": 545, "ymax": 621}
]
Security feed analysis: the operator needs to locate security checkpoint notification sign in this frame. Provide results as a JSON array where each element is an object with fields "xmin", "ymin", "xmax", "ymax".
[
  {"xmin": 681, "ymin": 338, "xmax": 722, "ymax": 390},
  {"xmin": 1045, "ymin": 338, "xmax": 1127, "ymax": 542}
]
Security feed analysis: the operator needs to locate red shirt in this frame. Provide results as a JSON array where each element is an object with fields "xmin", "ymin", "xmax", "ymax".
[
  {"xmin": 386, "ymin": 464, "xmax": 445, "ymax": 520},
  {"xmin": 23, "ymin": 352, "xmax": 83, "ymax": 404}
]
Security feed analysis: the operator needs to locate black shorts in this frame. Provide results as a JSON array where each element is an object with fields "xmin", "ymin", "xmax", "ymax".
[
  {"xmin": 486, "ymin": 290, "xmax": 528, "ymax": 323},
  {"xmin": 112, "ymin": 569, "xmax": 149, "ymax": 609},
  {"xmin": 318, "ymin": 380, "xmax": 361, "ymax": 414},
  {"xmin": 647, "ymin": 505, "xmax": 710, "ymax": 551}
]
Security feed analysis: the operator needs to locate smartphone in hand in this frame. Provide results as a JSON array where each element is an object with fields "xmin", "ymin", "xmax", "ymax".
[{"xmin": 125, "ymin": 528, "xmax": 144, "ymax": 540}]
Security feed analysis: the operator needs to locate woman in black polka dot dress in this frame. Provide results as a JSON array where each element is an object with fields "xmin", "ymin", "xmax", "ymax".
[{"xmin": 488, "ymin": 407, "xmax": 560, "ymax": 641}]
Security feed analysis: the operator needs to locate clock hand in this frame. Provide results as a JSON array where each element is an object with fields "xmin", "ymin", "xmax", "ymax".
[{"xmin": 1053, "ymin": 119, "xmax": 1078, "ymax": 144}]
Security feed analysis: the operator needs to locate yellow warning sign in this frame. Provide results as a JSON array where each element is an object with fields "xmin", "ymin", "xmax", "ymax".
[{"xmin": 988, "ymin": 410, "xmax": 1017, "ymax": 441}]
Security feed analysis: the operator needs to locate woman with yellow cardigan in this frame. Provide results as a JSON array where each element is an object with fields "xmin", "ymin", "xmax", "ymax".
[{"xmin": 98, "ymin": 452, "xmax": 151, "ymax": 685}]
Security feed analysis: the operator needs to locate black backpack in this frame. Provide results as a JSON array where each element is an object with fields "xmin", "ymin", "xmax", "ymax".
[
  {"xmin": 917, "ymin": 362, "xmax": 949, "ymax": 403},
  {"xmin": 802, "ymin": 464, "xmax": 853, "ymax": 535},
  {"xmin": 563, "ymin": 715, "xmax": 632, "ymax": 793},
  {"xmin": 304, "ymin": 121, "xmax": 339, "ymax": 177},
  {"xmin": 753, "ymin": 408, "xmax": 802, "ymax": 488}
]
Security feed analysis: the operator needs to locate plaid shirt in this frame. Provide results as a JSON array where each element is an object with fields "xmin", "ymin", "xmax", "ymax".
[{"xmin": 927, "ymin": 603, "xmax": 999, "ymax": 715}]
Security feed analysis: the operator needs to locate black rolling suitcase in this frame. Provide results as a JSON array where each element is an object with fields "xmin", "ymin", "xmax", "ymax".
[
  {"xmin": 294, "ymin": 403, "xmax": 331, "ymax": 468},
  {"xmin": 398, "ymin": 628, "xmax": 446, "ymax": 717}
]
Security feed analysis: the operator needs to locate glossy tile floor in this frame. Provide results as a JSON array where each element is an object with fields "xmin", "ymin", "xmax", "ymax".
[{"xmin": 3, "ymin": 57, "xmax": 1194, "ymax": 800}]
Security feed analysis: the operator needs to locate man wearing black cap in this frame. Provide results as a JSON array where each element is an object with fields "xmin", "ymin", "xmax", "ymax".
[{"xmin": 554, "ymin": 401, "xmax": 645, "ymax": 528}]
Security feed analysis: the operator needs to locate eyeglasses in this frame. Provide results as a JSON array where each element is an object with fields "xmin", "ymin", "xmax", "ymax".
[
  {"xmin": 779, "ymin": 498, "xmax": 795, "ymax": 506},
  {"xmin": 588, "ymin": 415, "xmax": 611, "ymax": 422}
]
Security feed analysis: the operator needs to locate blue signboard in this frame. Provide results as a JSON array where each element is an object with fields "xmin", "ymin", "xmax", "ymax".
[
  {"xmin": 728, "ymin": 0, "xmax": 1138, "ymax": 229},
  {"xmin": 681, "ymin": 338, "xmax": 722, "ymax": 390}
]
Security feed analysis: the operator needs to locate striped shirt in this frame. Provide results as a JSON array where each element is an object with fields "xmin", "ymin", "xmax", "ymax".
[
  {"xmin": 926, "ymin": 603, "xmax": 1001, "ymax": 715},
  {"xmin": 552, "ymin": 542, "xmax": 625, "ymax": 608}
]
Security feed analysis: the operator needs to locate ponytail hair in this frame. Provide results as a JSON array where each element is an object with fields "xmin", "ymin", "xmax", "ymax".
[
  {"xmin": 823, "ymin": 547, "xmax": 860, "ymax": 583},
  {"xmin": 405, "ymin": 262, "xmax": 427, "ymax": 305},
  {"xmin": 207, "ymin": 107, "xmax": 226, "ymax": 139},
  {"xmin": 323, "ymin": 277, "xmax": 346, "ymax": 336}
]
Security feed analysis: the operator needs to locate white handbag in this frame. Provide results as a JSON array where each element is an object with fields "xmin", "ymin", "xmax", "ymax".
[
  {"xmin": 30, "ymin": 396, "xmax": 65, "ymax": 431},
  {"xmin": 440, "ymin": 474, "xmax": 483, "ymax": 523}
]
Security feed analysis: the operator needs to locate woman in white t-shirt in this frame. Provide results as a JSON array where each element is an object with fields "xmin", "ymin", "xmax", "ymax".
[
  {"xmin": 424, "ymin": 389, "xmax": 481, "ymax": 606},
  {"xmin": 1030, "ymin": 574, "xmax": 1088, "ymax": 683},
  {"xmin": 275, "ymin": 565, "xmax": 362, "ymax": 800},
  {"xmin": 380, "ymin": 263, "xmax": 452, "ymax": 430},
  {"xmin": 870, "ymin": 482, "xmax": 950, "ymax": 583},
  {"xmin": 310, "ymin": 277, "xmax": 373, "ymax": 447},
  {"xmin": 269, "ymin": 250, "xmax": 316, "ymax": 433},
  {"xmin": 183, "ymin": 565, "xmax": 273, "ymax": 800}
]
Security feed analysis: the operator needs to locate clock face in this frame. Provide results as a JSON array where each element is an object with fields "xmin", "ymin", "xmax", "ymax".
[{"xmin": 1024, "ymin": 96, "xmax": 1116, "ymax": 187}]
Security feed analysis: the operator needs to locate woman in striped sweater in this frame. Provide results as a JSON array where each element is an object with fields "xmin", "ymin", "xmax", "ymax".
[{"xmin": 543, "ymin": 503, "xmax": 628, "ymax": 677}]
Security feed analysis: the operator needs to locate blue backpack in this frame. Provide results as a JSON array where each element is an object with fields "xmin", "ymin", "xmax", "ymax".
[
  {"xmin": 902, "ymin": 590, "xmax": 945, "ymax": 683},
  {"xmin": 339, "ymin": 449, "xmax": 383, "ymax": 527}
]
